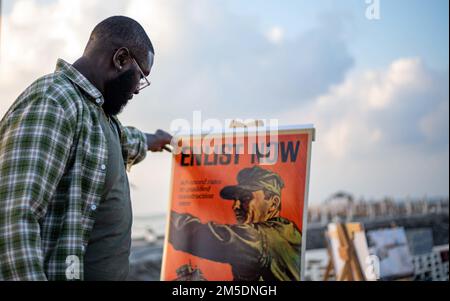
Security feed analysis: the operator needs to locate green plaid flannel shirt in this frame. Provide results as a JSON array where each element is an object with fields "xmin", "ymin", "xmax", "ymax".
[{"xmin": 0, "ymin": 59, "xmax": 148, "ymax": 280}]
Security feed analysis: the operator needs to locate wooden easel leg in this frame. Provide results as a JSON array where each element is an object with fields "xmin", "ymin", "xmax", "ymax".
[
  {"xmin": 338, "ymin": 262, "xmax": 353, "ymax": 281},
  {"xmin": 323, "ymin": 259, "xmax": 333, "ymax": 281}
]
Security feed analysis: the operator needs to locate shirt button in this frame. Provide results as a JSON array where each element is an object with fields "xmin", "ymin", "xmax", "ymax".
[
  {"xmin": 91, "ymin": 204, "xmax": 97, "ymax": 211},
  {"xmin": 101, "ymin": 164, "xmax": 106, "ymax": 170},
  {"xmin": 95, "ymin": 98, "xmax": 102, "ymax": 104}
]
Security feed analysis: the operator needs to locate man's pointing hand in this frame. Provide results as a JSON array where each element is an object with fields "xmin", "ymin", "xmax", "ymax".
[{"xmin": 145, "ymin": 129, "xmax": 173, "ymax": 152}]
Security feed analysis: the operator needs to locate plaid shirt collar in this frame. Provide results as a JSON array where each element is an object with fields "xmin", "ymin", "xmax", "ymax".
[{"xmin": 55, "ymin": 58, "xmax": 104, "ymax": 106}]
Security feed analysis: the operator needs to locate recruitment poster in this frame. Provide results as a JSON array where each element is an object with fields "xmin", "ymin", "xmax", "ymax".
[{"xmin": 161, "ymin": 125, "xmax": 315, "ymax": 281}]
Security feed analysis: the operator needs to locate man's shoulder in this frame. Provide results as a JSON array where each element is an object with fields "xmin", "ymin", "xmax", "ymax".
[
  {"xmin": 11, "ymin": 71, "xmax": 84, "ymax": 120},
  {"xmin": 259, "ymin": 217, "xmax": 302, "ymax": 236}
]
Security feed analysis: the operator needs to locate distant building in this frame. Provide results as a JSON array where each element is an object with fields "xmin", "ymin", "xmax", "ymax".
[{"xmin": 308, "ymin": 194, "xmax": 449, "ymax": 224}]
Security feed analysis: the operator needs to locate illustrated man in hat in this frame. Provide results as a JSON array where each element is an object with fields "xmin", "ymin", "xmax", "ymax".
[{"xmin": 169, "ymin": 166, "xmax": 302, "ymax": 281}]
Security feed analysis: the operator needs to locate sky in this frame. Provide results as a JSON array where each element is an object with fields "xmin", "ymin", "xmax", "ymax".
[{"xmin": 0, "ymin": 0, "xmax": 448, "ymax": 216}]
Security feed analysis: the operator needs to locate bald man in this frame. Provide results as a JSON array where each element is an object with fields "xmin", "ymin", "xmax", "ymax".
[{"xmin": 0, "ymin": 16, "xmax": 172, "ymax": 281}]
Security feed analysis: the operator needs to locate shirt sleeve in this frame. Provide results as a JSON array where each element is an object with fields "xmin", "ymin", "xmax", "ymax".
[
  {"xmin": 168, "ymin": 211, "xmax": 266, "ymax": 269},
  {"xmin": 117, "ymin": 124, "xmax": 147, "ymax": 171},
  {"xmin": 0, "ymin": 97, "xmax": 74, "ymax": 280}
]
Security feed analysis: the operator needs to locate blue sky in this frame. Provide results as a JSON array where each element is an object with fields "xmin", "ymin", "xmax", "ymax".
[
  {"xmin": 0, "ymin": 0, "xmax": 448, "ymax": 215},
  {"xmin": 225, "ymin": 0, "xmax": 449, "ymax": 71}
]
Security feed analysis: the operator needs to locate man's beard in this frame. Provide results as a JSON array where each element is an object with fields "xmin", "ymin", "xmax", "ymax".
[{"xmin": 102, "ymin": 69, "xmax": 136, "ymax": 116}]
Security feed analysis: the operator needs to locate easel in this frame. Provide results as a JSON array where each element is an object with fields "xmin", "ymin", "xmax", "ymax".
[
  {"xmin": 229, "ymin": 119, "xmax": 265, "ymax": 128},
  {"xmin": 323, "ymin": 223, "xmax": 366, "ymax": 281}
]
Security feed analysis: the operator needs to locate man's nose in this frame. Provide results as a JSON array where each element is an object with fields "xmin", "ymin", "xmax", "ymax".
[{"xmin": 232, "ymin": 200, "xmax": 241, "ymax": 210}]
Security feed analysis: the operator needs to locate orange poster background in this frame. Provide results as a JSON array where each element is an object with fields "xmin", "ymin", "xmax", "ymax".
[{"xmin": 162, "ymin": 130, "xmax": 311, "ymax": 281}]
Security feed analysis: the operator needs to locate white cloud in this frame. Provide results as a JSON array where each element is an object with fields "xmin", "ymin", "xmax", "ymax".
[
  {"xmin": 419, "ymin": 99, "xmax": 449, "ymax": 144},
  {"xmin": 266, "ymin": 26, "xmax": 284, "ymax": 44},
  {"xmin": 0, "ymin": 0, "xmax": 129, "ymax": 115},
  {"xmin": 277, "ymin": 57, "xmax": 449, "ymax": 203}
]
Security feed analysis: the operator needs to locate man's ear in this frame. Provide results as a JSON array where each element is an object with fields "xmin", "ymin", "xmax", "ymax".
[
  {"xmin": 269, "ymin": 195, "xmax": 281, "ymax": 212},
  {"xmin": 112, "ymin": 47, "xmax": 131, "ymax": 71}
]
